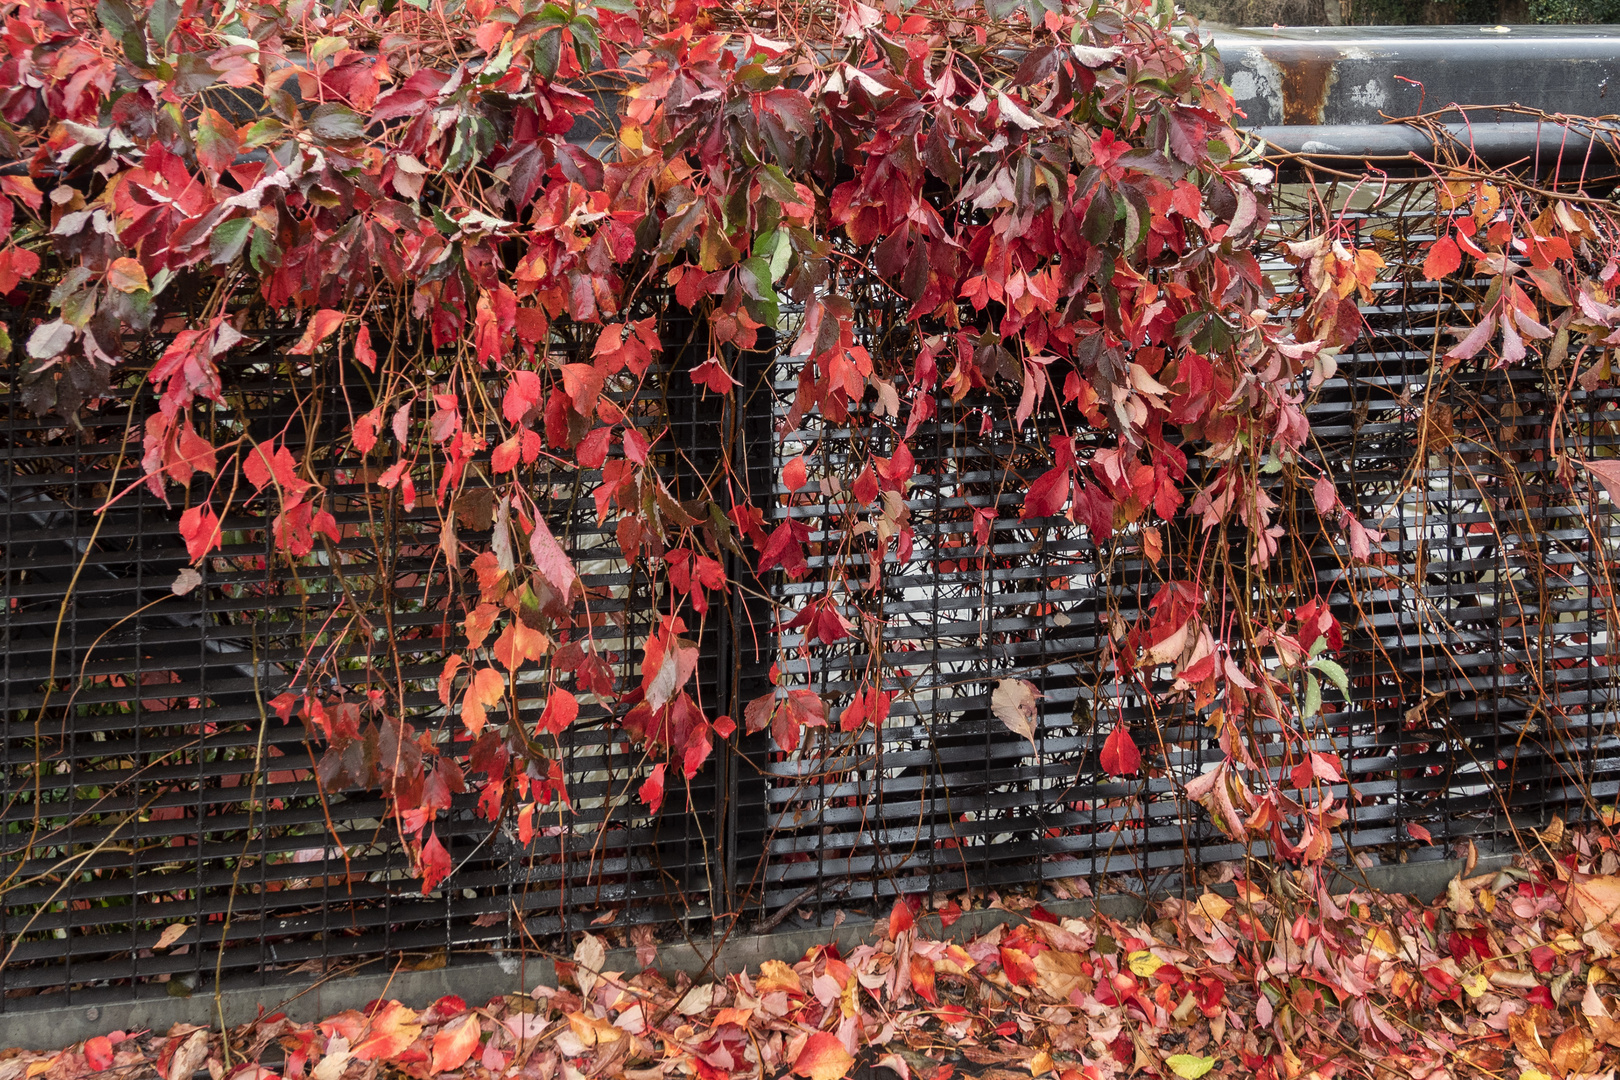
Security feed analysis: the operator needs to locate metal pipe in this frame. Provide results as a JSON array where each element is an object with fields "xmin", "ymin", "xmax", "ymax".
[{"xmin": 1250, "ymin": 121, "xmax": 1620, "ymax": 174}]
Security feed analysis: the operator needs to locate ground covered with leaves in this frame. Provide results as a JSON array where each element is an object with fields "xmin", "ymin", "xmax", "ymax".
[{"xmin": 7, "ymin": 845, "xmax": 1620, "ymax": 1080}]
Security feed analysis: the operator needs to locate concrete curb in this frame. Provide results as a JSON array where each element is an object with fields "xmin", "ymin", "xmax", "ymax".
[{"xmin": 0, "ymin": 852, "xmax": 1513, "ymax": 1050}]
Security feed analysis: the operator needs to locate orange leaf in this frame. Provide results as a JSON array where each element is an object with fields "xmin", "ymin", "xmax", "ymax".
[
  {"xmin": 493, "ymin": 620, "xmax": 549, "ymax": 671},
  {"xmin": 561, "ymin": 362, "xmax": 605, "ymax": 418},
  {"xmin": 290, "ymin": 308, "xmax": 346, "ymax": 355},
  {"xmin": 462, "ymin": 667, "xmax": 505, "ymax": 735},
  {"xmin": 910, "ymin": 956, "xmax": 938, "ymax": 1005},
  {"xmin": 108, "ymin": 256, "xmax": 149, "ymax": 293},
  {"xmin": 430, "ymin": 1014, "xmax": 482, "ymax": 1074},
  {"xmin": 794, "ymin": 1033, "xmax": 854, "ymax": 1080},
  {"xmin": 352, "ymin": 1002, "xmax": 422, "ymax": 1061}
]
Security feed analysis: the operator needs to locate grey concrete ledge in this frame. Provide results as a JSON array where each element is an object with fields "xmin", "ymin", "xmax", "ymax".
[{"xmin": 0, "ymin": 851, "xmax": 1513, "ymax": 1052}]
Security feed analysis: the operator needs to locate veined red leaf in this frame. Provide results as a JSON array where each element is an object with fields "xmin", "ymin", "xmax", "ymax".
[
  {"xmin": 1100, "ymin": 723, "xmax": 1140, "ymax": 776},
  {"xmin": 639, "ymin": 762, "xmax": 668, "ymax": 814},
  {"xmin": 1422, "ymin": 235, "xmax": 1461, "ymax": 281},
  {"xmin": 179, "ymin": 505, "xmax": 223, "ymax": 562}
]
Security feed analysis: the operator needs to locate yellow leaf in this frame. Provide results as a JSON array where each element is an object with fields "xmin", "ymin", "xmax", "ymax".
[
  {"xmin": 1193, "ymin": 892, "xmax": 1231, "ymax": 923},
  {"xmin": 1461, "ymin": 970, "xmax": 1490, "ymax": 998},
  {"xmin": 756, "ymin": 958, "xmax": 803, "ymax": 995},
  {"xmin": 1128, "ymin": 950, "xmax": 1162, "ymax": 977},
  {"xmin": 566, "ymin": 1011, "xmax": 622, "ymax": 1047},
  {"xmin": 621, "ymin": 122, "xmax": 644, "ymax": 150},
  {"xmin": 1029, "ymin": 1051, "xmax": 1054, "ymax": 1076},
  {"xmin": 1166, "ymin": 1055, "xmax": 1215, "ymax": 1079},
  {"xmin": 1521, "ymin": 1071, "xmax": 1552, "ymax": 1080}
]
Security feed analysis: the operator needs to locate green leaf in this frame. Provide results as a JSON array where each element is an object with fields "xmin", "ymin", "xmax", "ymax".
[
  {"xmin": 209, "ymin": 217, "xmax": 251, "ymax": 265},
  {"xmin": 532, "ymin": 27, "xmax": 562, "ymax": 81},
  {"xmin": 96, "ymin": 0, "xmax": 138, "ymax": 38},
  {"xmin": 122, "ymin": 29, "xmax": 150, "ymax": 70},
  {"xmin": 737, "ymin": 256, "xmax": 780, "ymax": 328},
  {"xmin": 241, "ymin": 118, "xmax": 285, "ymax": 148},
  {"xmin": 310, "ymin": 35, "xmax": 350, "ymax": 64},
  {"xmin": 1301, "ymin": 673, "xmax": 1321, "ymax": 720},
  {"xmin": 307, "ymin": 103, "xmax": 366, "ymax": 141},
  {"xmin": 149, "ymin": 0, "xmax": 180, "ymax": 48},
  {"xmin": 1165, "ymin": 1057, "xmax": 1214, "ymax": 1080},
  {"xmin": 248, "ymin": 227, "xmax": 275, "ymax": 274},
  {"xmin": 1311, "ymin": 657, "xmax": 1350, "ymax": 697}
]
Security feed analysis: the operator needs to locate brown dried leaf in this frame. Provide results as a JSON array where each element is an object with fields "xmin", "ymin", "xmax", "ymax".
[{"xmin": 990, "ymin": 678, "xmax": 1039, "ymax": 752}]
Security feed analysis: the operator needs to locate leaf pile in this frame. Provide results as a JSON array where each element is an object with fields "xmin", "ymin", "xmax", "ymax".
[{"xmin": 9, "ymin": 845, "xmax": 1620, "ymax": 1080}]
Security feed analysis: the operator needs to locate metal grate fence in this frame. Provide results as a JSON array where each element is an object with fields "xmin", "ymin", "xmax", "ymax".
[{"xmin": 3, "ymin": 173, "xmax": 1618, "ymax": 1013}]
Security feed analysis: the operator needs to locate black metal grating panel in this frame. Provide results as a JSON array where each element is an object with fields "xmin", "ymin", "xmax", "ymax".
[
  {"xmin": 0, "ymin": 321, "xmax": 726, "ymax": 1008},
  {"xmin": 738, "ymin": 180, "xmax": 1620, "ymax": 914}
]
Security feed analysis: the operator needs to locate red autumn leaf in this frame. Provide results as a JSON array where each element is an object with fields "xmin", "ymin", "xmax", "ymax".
[
  {"xmin": 429, "ymin": 1014, "xmax": 482, "ymax": 1074},
  {"xmin": 352, "ymin": 1001, "xmax": 424, "ymax": 1061},
  {"xmin": 576, "ymin": 426, "xmax": 612, "ymax": 469},
  {"xmin": 352, "ymin": 408, "xmax": 382, "ymax": 453},
  {"xmin": 783, "ymin": 455, "xmax": 808, "ymax": 492},
  {"xmin": 493, "ymin": 620, "xmax": 549, "ymax": 671},
  {"xmin": 244, "ymin": 442, "xmax": 304, "ymax": 494},
  {"xmin": 1582, "ymin": 458, "xmax": 1620, "ymax": 506},
  {"xmin": 794, "ymin": 1032, "xmax": 855, "ymax": 1080},
  {"xmin": 0, "ymin": 245, "xmax": 41, "ymax": 293},
  {"xmin": 690, "ymin": 358, "xmax": 740, "ymax": 392},
  {"xmin": 639, "ymin": 761, "xmax": 668, "ymax": 814},
  {"xmin": 622, "ymin": 425, "xmax": 650, "ymax": 463},
  {"xmin": 1446, "ymin": 313, "xmax": 1496, "ymax": 361},
  {"xmin": 888, "ymin": 897, "xmax": 914, "ymax": 939},
  {"xmin": 462, "ymin": 667, "xmax": 505, "ymax": 735},
  {"xmin": 179, "ymin": 505, "xmax": 223, "ymax": 562},
  {"xmin": 174, "ymin": 422, "xmax": 217, "ymax": 477},
  {"xmin": 492, "ymin": 434, "xmax": 522, "ymax": 473},
  {"xmin": 290, "ymin": 308, "xmax": 346, "ymax": 355},
  {"xmin": 418, "ymin": 832, "xmax": 452, "ymax": 894},
  {"xmin": 561, "ymin": 362, "xmax": 605, "ymax": 418},
  {"xmin": 538, "ymin": 687, "xmax": 578, "ymax": 735},
  {"xmin": 504, "ymin": 371, "xmax": 543, "ymax": 425},
  {"xmin": 938, "ymin": 900, "xmax": 963, "ymax": 928},
  {"xmin": 354, "ymin": 324, "xmax": 376, "ymax": 372},
  {"xmin": 1100, "ymin": 723, "xmax": 1141, "ymax": 777},
  {"xmin": 1422, "ymin": 235, "xmax": 1462, "ymax": 281},
  {"xmin": 83, "ymin": 1037, "xmax": 115, "ymax": 1071},
  {"xmin": 1021, "ymin": 465, "xmax": 1071, "ymax": 520},
  {"xmin": 1407, "ymin": 822, "xmax": 1434, "ymax": 844}
]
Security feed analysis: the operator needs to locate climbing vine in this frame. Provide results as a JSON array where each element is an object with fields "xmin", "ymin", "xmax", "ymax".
[{"xmin": 6, "ymin": 0, "xmax": 1615, "ymax": 904}]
